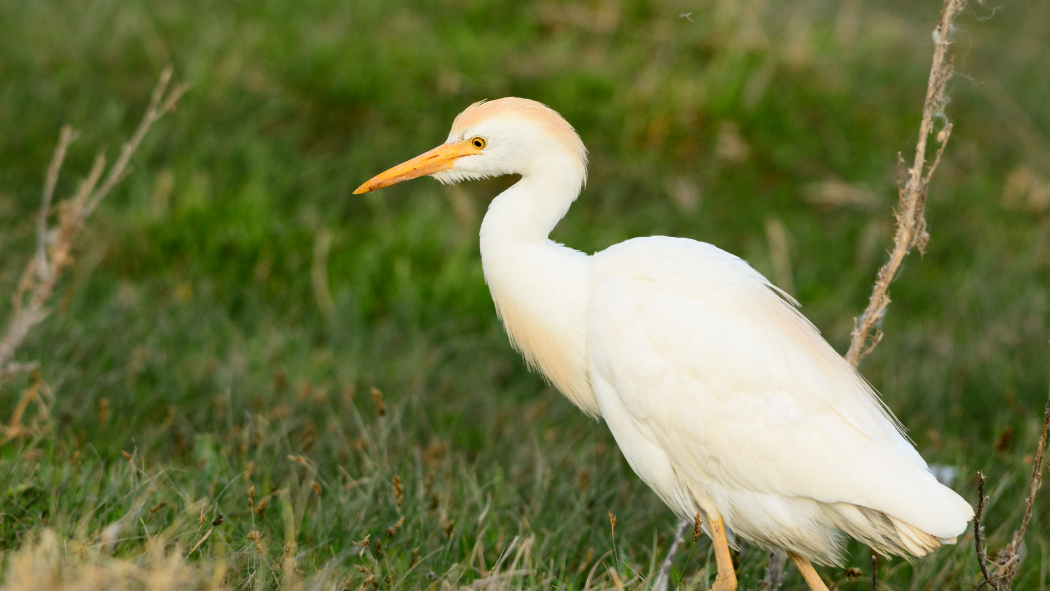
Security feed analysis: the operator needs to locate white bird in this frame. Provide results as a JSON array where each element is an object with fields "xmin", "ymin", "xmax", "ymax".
[{"xmin": 354, "ymin": 98, "xmax": 973, "ymax": 590}]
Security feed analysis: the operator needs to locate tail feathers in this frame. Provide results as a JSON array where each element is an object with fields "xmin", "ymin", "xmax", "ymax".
[
  {"xmin": 828, "ymin": 503, "xmax": 957, "ymax": 560},
  {"xmin": 889, "ymin": 517, "xmax": 942, "ymax": 557}
]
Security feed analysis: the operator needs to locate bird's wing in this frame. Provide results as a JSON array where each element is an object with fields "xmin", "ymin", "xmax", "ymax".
[{"xmin": 587, "ymin": 237, "xmax": 967, "ymax": 536}]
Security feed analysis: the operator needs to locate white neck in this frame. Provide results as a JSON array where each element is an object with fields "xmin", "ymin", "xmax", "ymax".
[
  {"xmin": 477, "ymin": 161, "xmax": 600, "ymax": 417},
  {"xmin": 480, "ymin": 152, "xmax": 584, "ymax": 246}
]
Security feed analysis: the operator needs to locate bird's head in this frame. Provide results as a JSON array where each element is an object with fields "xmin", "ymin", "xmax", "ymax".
[{"xmin": 354, "ymin": 98, "xmax": 587, "ymax": 194}]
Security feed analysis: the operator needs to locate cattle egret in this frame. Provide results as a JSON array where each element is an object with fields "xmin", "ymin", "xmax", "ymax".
[{"xmin": 354, "ymin": 98, "xmax": 974, "ymax": 590}]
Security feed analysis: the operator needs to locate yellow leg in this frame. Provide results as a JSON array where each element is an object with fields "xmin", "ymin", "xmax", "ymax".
[
  {"xmin": 789, "ymin": 553, "xmax": 829, "ymax": 591},
  {"xmin": 709, "ymin": 517, "xmax": 737, "ymax": 591}
]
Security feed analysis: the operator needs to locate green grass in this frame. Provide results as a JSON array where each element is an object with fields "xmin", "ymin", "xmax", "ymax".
[{"xmin": 1, "ymin": 0, "xmax": 1049, "ymax": 588}]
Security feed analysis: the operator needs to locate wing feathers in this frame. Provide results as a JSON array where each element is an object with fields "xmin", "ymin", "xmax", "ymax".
[{"xmin": 587, "ymin": 237, "xmax": 973, "ymax": 562}]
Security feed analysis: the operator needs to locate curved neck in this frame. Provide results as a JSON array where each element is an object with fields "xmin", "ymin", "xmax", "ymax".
[{"xmin": 480, "ymin": 155, "xmax": 584, "ymax": 247}]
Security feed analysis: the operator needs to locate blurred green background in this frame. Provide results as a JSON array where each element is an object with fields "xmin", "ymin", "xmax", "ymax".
[{"xmin": 0, "ymin": 0, "xmax": 1048, "ymax": 588}]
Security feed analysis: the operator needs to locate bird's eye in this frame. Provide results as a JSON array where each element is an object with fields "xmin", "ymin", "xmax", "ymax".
[{"xmin": 470, "ymin": 136, "xmax": 487, "ymax": 149}]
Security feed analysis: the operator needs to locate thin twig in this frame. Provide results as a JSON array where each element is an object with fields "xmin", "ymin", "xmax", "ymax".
[
  {"xmin": 84, "ymin": 67, "xmax": 188, "ymax": 217},
  {"xmin": 653, "ymin": 519, "xmax": 690, "ymax": 591},
  {"xmin": 844, "ymin": 0, "xmax": 965, "ymax": 366},
  {"xmin": 757, "ymin": 550, "xmax": 788, "ymax": 591},
  {"xmin": 871, "ymin": 554, "xmax": 878, "ymax": 591},
  {"xmin": 0, "ymin": 156, "xmax": 106, "ymax": 373},
  {"xmin": 990, "ymin": 384, "xmax": 1049, "ymax": 589},
  {"xmin": 187, "ymin": 527, "xmax": 214, "ymax": 557},
  {"xmin": 1010, "ymin": 385, "xmax": 1049, "ymax": 556},
  {"xmin": 974, "ymin": 473, "xmax": 995, "ymax": 590},
  {"xmin": 36, "ymin": 126, "xmax": 78, "ymax": 282},
  {"xmin": 973, "ymin": 378, "xmax": 1050, "ymax": 591},
  {"xmin": 0, "ymin": 68, "xmax": 186, "ymax": 377}
]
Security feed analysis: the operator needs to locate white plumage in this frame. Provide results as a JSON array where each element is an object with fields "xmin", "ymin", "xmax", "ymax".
[{"xmin": 355, "ymin": 98, "xmax": 974, "ymax": 590}]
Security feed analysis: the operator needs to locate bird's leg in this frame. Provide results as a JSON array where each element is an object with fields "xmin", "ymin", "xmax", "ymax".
[
  {"xmin": 709, "ymin": 517, "xmax": 737, "ymax": 591},
  {"xmin": 789, "ymin": 553, "xmax": 829, "ymax": 591}
]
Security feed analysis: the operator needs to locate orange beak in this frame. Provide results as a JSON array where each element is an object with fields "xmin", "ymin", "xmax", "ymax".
[{"xmin": 353, "ymin": 140, "xmax": 477, "ymax": 194}]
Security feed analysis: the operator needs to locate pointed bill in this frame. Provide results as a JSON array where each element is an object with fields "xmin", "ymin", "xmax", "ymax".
[{"xmin": 354, "ymin": 140, "xmax": 476, "ymax": 194}]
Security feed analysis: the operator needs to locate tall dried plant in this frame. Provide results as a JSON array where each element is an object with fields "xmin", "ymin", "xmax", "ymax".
[
  {"xmin": 0, "ymin": 68, "xmax": 187, "ymax": 381},
  {"xmin": 974, "ymin": 387, "xmax": 1050, "ymax": 590},
  {"xmin": 844, "ymin": 0, "xmax": 963, "ymax": 367}
]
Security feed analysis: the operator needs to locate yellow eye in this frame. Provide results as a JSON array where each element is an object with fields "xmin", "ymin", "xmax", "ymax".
[{"xmin": 470, "ymin": 136, "xmax": 487, "ymax": 150}]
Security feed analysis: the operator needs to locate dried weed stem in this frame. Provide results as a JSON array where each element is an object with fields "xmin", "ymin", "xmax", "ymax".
[
  {"xmin": 974, "ymin": 385, "xmax": 1050, "ymax": 590},
  {"xmin": 844, "ymin": 0, "xmax": 964, "ymax": 366},
  {"xmin": 757, "ymin": 550, "xmax": 788, "ymax": 591},
  {"xmin": 0, "ymin": 67, "xmax": 187, "ymax": 378},
  {"xmin": 652, "ymin": 518, "xmax": 690, "ymax": 591}
]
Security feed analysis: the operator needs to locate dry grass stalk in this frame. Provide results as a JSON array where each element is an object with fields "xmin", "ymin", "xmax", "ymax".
[
  {"xmin": 311, "ymin": 228, "xmax": 336, "ymax": 321},
  {"xmin": 974, "ymin": 473, "xmax": 994, "ymax": 587},
  {"xmin": 280, "ymin": 489, "xmax": 302, "ymax": 590},
  {"xmin": 0, "ymin": 67, "xmax": 187, "ymax": 379},
  {"xmin": 764, "ymin": 217, "xmax": 795, "ymax": 296},
  {"xmin": 1, "ymin": 529, "xmax": 224, "ymax": 591},
  {"xmin": 0, "ymin": 370, "xmax": 53, "ymax": 442},
  {"xmin": 0, "ymin": 361, "xmax": 39, "ymax": 382},
  {"xmin": 974, "ymin": 385, "xmax": 1050, "ymax": 590},
  {"xmin": 844, "ymin": 0, "xmax": 963, "ymax": 366}
]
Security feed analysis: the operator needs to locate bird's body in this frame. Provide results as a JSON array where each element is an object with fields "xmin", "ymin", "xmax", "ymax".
[{"xmin": 356, "ymin": 98, "xmax": 973, "ymax": 587}]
